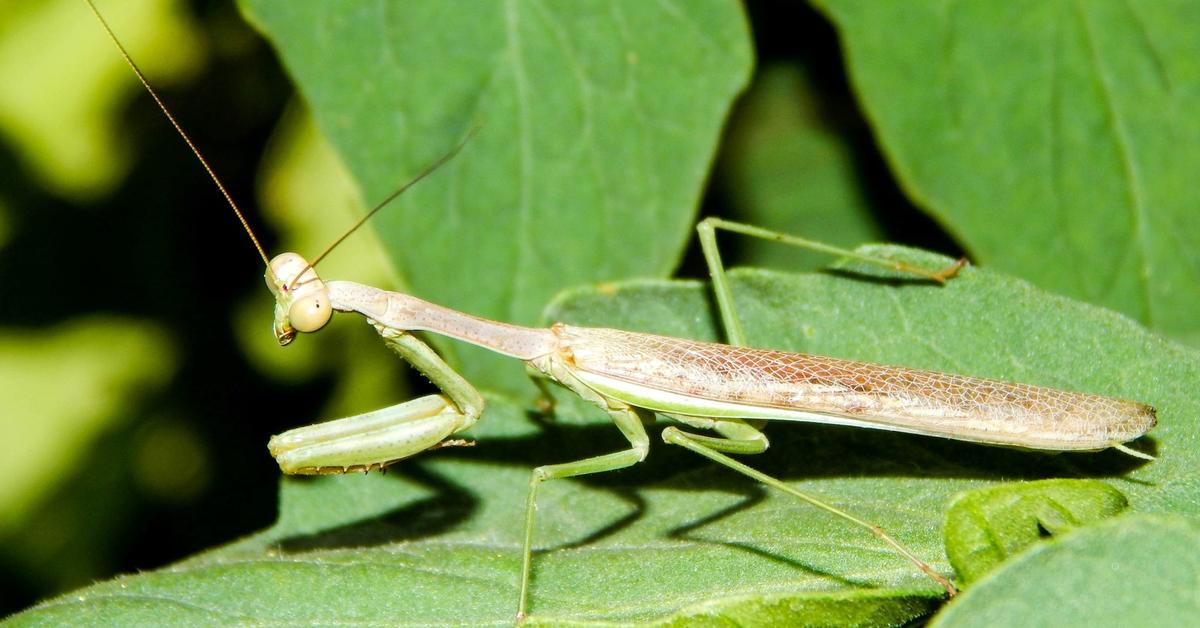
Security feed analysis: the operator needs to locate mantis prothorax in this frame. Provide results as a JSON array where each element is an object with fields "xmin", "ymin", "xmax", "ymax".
[{"xmin": 89, "ymin": 0, "xmax": 1156, "ymax": 620}]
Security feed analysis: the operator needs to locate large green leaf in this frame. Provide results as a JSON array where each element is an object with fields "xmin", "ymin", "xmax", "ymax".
[
  {"xmin": 22, "ymin": 1, "xmax": 1194, "ymax": 623},
  {"xmin": 815, "ymin": 0, "xmax": 1200, "ymax": 346},
  {"xmin": 238, "ymin": 0, "xmax": 753, "ymax": 395},
  {"xmin": 942, "ymin": 479, "xmax": 1129, "ymax": 585},
  {"xmin": 932, "ymin": 514, "xmax": 1200, "ymax": 627},
  {"xmin": 14, "ymin": 250, "xmax": 1194, "ymax": 625}
]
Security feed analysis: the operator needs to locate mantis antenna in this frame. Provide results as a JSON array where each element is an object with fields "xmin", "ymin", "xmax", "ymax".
[
  {"xmin": 85, "ymin": 0, "xmax": 270, "ymax": 268},
  {"xmin": 290, "ymin": 125, "xmax": 480, "ymax": 290},
  {"xmin": 86, "ymin": 0, "xmax": 477, "ymax": 286}
]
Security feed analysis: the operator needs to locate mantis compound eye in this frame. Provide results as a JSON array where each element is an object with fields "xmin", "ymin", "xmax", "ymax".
[{"xmin": 289, "ymin": 292, "xmax": 332, "ymax": 333}]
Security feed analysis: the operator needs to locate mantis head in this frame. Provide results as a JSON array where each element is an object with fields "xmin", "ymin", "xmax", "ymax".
[{"xmin": 267, "ymin": 252, "xmax": 333, "ymax": 345}]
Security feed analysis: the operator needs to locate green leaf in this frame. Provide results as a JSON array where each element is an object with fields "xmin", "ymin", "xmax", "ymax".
[
  {"xmin": 541, "ymin": 250, "xmax": 1193, "ymax": 620},
  {"xmin": 17, "ymin": 247, "xmax": 1189, "ymax": 625},
  {"xmin": 931, "ymin": 515, "xmax": 1200, "ymax": 627},
  {"xmin": 25, "ymin": 1, "xmax": 1198, "ymax": 623},
  {"xmin": 943, "ymin": 479, "xmax": 1129, "ymax": 585},
  {"xmin": 238, "ymin": 0, "xmax": 753, "ymax": 395},
  {"xmin": 12, "ymin": 395, "xmax": 939, "ymax": 626},
  {"xmin": 815, "ymin": 0, "xmax": 1200, "ymax": 346},
  {"xmin": 548, "ymin": 250, "xmax": 1193, "ymax": 523},
  {"xmin": 719, "ymin": 63, "xmax": 881, "ymax": 271}
]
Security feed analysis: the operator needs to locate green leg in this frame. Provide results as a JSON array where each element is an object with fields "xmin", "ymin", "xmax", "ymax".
[
  {"xmin": 663, "ymin": 413, "xmax": 768, "ymax": 455},
  {"xmin": 660, "ymin": 424, "xmax": 958, "ymax": 597},
  {"xmin": 376, "ymin": 325, "xmax": 485, "ymax": 422},
  {"xmin": 527, "ymin": 368, "xmax": 558, "ymax": 415},
  {"xmin": 691, "ymin": 217, "xmax": 959, "ymax": 596},
  {"xmin": 517, "ymin": 371, "xmax": 651, "ymax": 621},
  {"xmin": 697, "ymin": 216, "xmax": 966, "ymax": 347},
  {"xmin": 268, "ymin": 325, "xmax": 484, "ymax": 474},
  {"xmin": 269, "ymin": 394, "xmax": 471, "ymax": 474}
]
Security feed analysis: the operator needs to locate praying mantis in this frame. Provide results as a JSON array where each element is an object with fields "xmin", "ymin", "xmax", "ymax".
[
  {"xmin": 86, "ymin": 1, "xmax": 1158, "ymax": 622},
  {"xmin": 263, "ymin": 217, "xmax": 1155, "ymax": 618}
]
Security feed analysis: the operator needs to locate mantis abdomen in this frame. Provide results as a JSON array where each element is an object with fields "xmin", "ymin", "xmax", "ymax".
[{"xmin": 558, "ymin": 325, "xmax": 1157, "ymax": 451}]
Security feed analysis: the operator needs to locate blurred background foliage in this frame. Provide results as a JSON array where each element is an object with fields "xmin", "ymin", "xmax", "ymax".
[
  {"xmin": 0, "ymin": 0, "xmax": 414, "ymax": 612},
  {"xmin": 2, "ymin": 0, "xmax": 1195, "ymax": 619}
]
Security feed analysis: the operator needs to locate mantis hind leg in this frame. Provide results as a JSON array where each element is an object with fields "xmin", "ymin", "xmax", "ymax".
[
  {"xmin": 696, "ymin": 216, "xmax": 966, "ymax": 347},
  {"xmin": 659, "ymin": 422, "xmax": 958, "ymax": 597},
  {"xmin": 663, "ymin": 414, "xmax": 768, "ymax": 455},
  {"xmin": 690, "ymin": 219, "xmax": 960, "ymax": 596}
]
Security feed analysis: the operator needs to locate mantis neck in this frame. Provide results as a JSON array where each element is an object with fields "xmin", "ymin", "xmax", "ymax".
[{"xmin": 326, "ymin": 280, "xmax": 556, "ymax": 360}]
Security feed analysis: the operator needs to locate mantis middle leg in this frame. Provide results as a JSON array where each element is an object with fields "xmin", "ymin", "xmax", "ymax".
[{"xmin": 517, "ymin": 366, "xmax": 651, "ymax": 620}]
